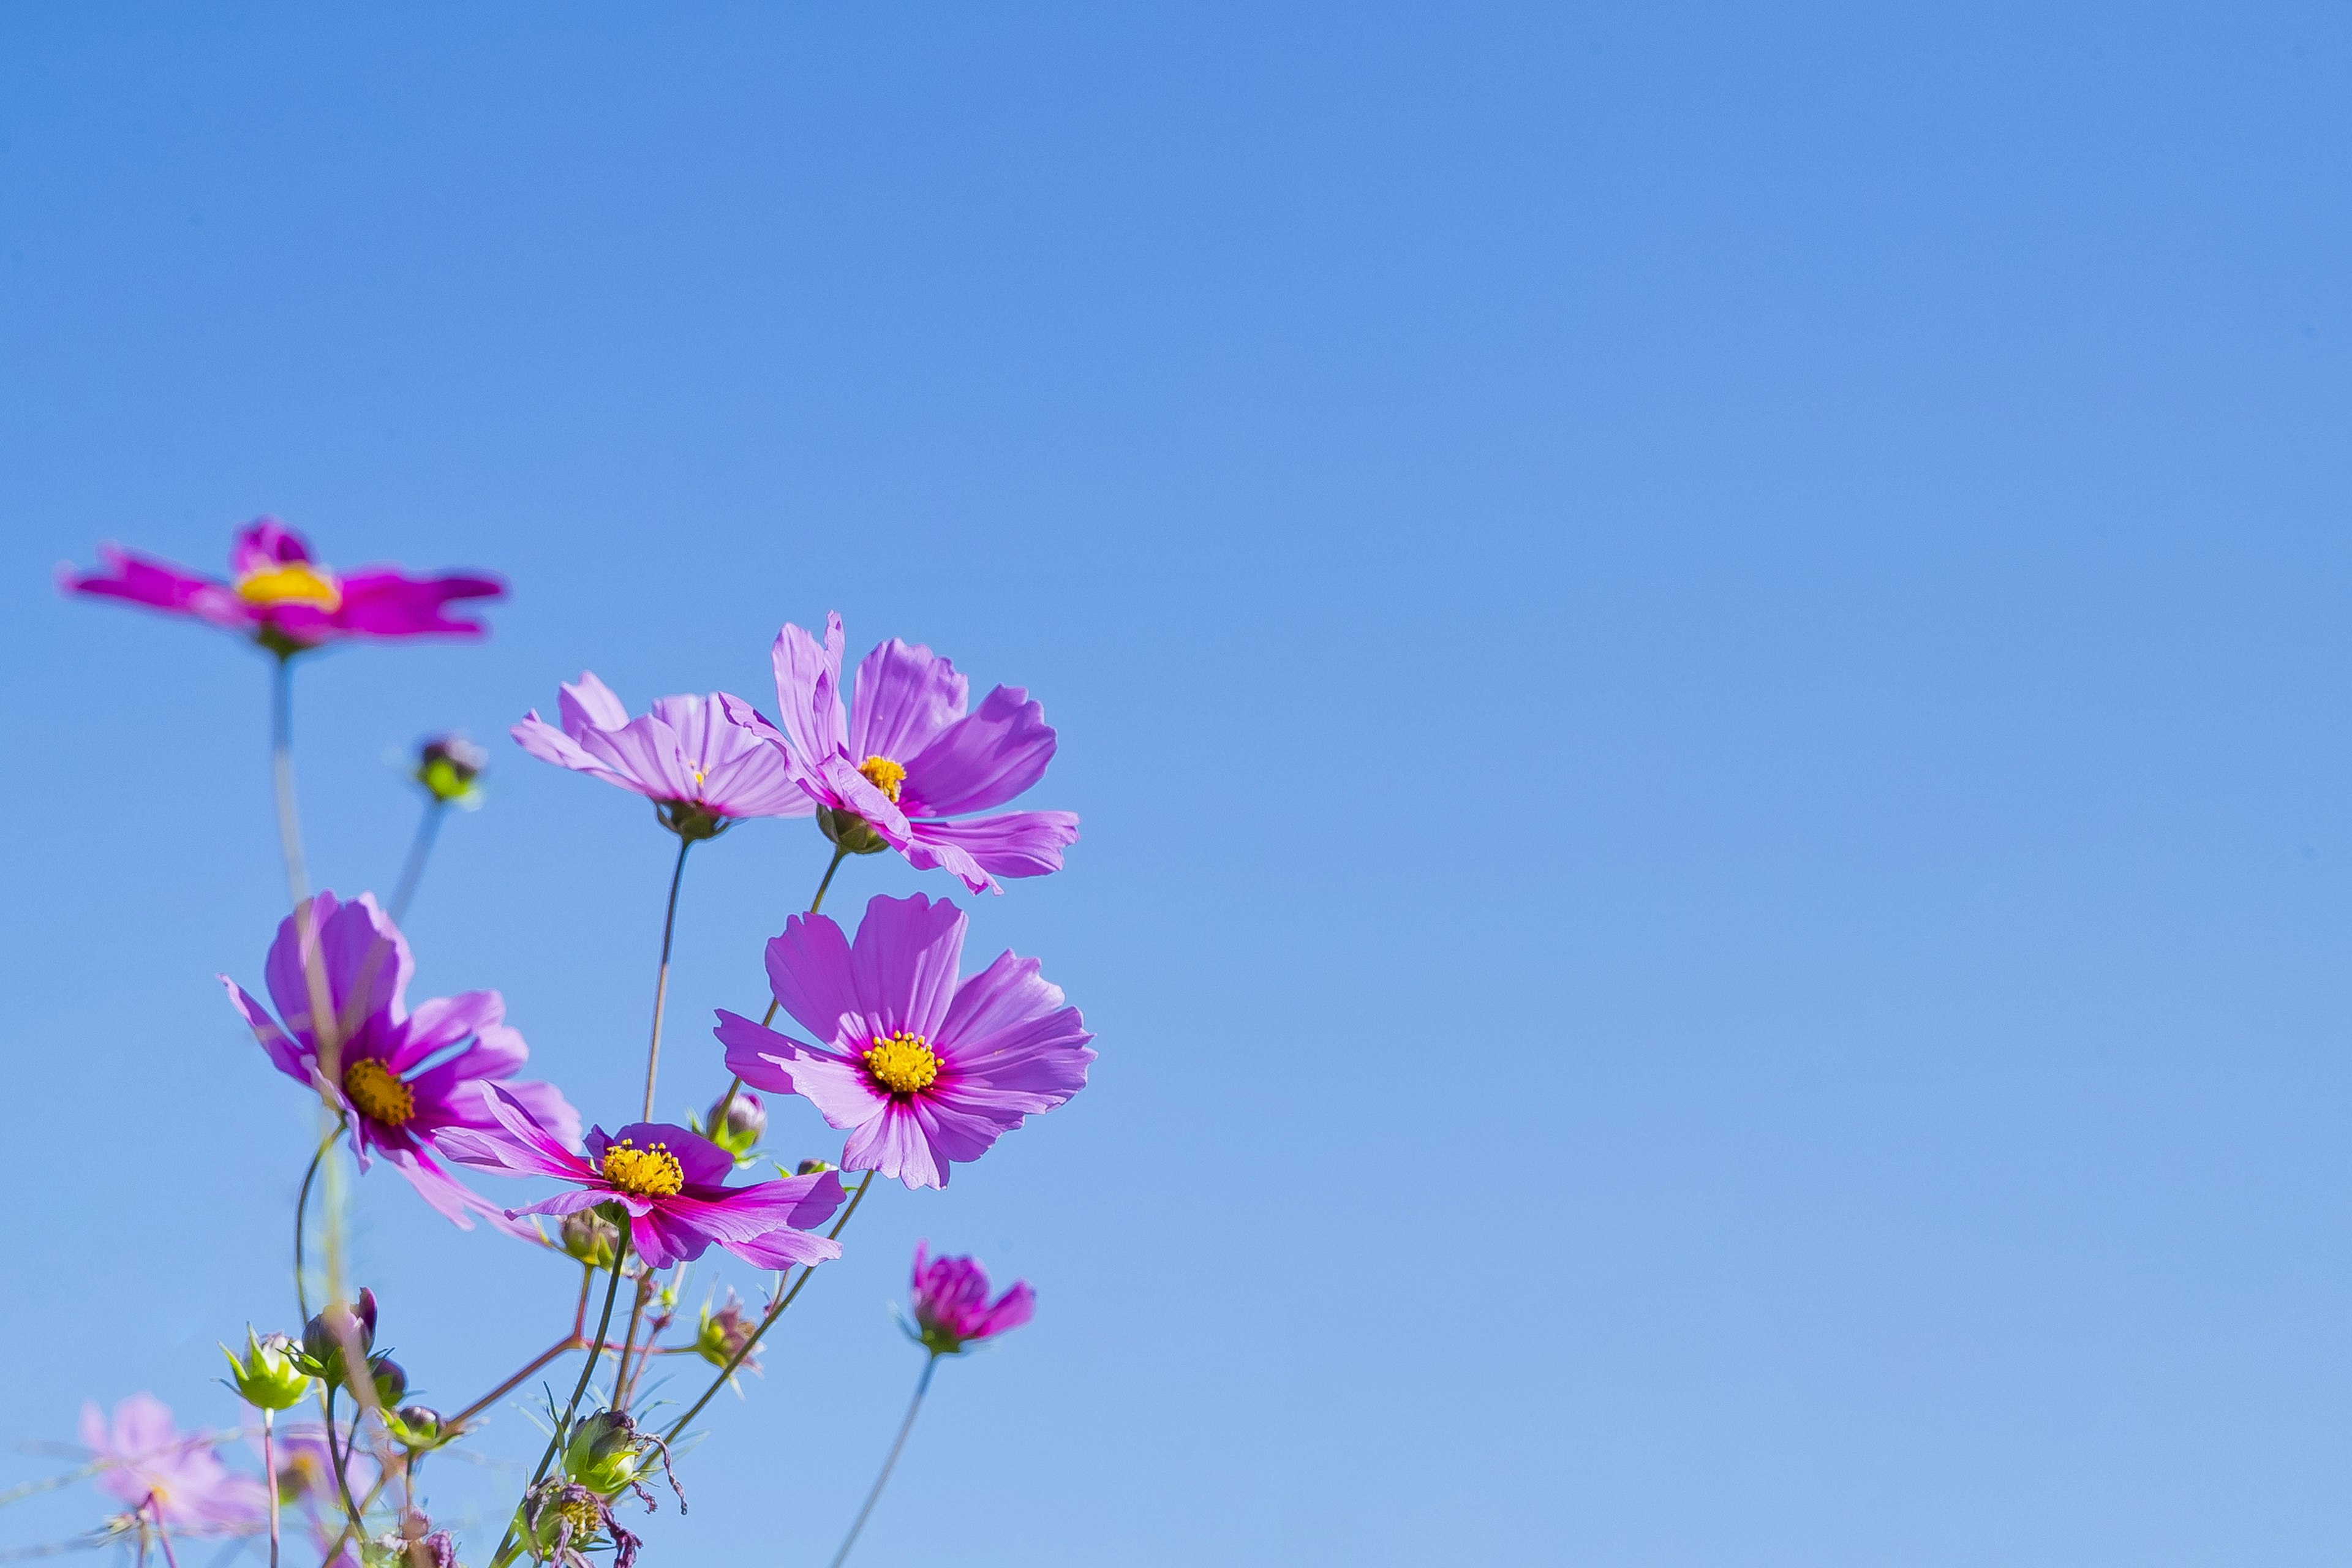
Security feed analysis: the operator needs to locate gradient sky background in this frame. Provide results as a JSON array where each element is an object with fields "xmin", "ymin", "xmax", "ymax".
[{"xmin": 2, "ymin": 4, "xmax": 2350, "ymax": 1564}]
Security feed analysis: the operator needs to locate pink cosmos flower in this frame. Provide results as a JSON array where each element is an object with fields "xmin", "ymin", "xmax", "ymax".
[
  {"xmin": 442, "ymin": 1088, "xmax": 848, "ymax": 1272},
  {"xmin": 907, "ymin": 1243, "xmax": 1035, "ymax": 1355},
  {"xmin": 222, "ymin": 890, "xmax": 579, "ymax": 1232},
  {"xmin": 513, "ymin": 674, "xmax": 813, "ymax": 839},
  {"xmin": 722, "ymin": 613, "xmax": 1078, "ymax": 892},
  {"xmin": 715, "ymin": 892, "xmax": 1095, "ymax": 1190},
  {"xmin": 62, "ymin": 518, "xmax": 503, "ymax": 652},
  {"xmin": 80, "ymin": 1395, "xmax": 265, "ymax": 1536}
]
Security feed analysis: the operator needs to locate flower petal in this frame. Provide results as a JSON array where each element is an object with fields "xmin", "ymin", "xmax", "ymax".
[
  {"xmin": 848, "ymin": 892, "xmax": 967, "ymax": 1044},
  {"xmin": 850, "ymin": 639, "xmax": 968, "ymax": 766},
  {"xmin": 900, "ymin": 684, "xmax": 1057, "ymax": 818}
]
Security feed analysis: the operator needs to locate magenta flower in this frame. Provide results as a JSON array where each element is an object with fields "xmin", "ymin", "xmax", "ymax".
[
  {"xmin": 80, "ymin": 1395, "xmax": 265, "ymax": 1536},
  {"xmin": 222, "ymin": 890, "xmax": 579, "ymax": 1232},
  {"xmin": 724, "ymin": 612, "xmax": 1078, "ymax": 892},
  {"xmin": 513, "ymin": 674, "xmax": 813, "ymax": 839},
  {"xmin": 907, "ymin": 1243, "xmax": 1035, "ymax": 1355},
  {"xmin": 62, "ymin": 517, "xmax": 503, "ymax": 652},
  {"xmin": 715, "ymin": 892, "xmax": 1095, "ymax": 1190},
  {"xmin": 442, "ymin": 1087, "xmax": 848, "ymax": 1271}
]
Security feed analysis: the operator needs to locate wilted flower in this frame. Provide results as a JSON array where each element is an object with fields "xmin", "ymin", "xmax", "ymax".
[
  {"xmin": 61, "ymin": 518, "xmax": 503, "ymax": 653},
  {"xmin": 512, "ymin": 675, "xmax": 812, "ymax": 840},
  {"xmin": 717, "ymin": 892, "xmax": 1094, "ymax": 1189},
  {"xmin": 80, "ymin": 1394, "xmax": 265, "ymax": 1536},
  {"xmin": 723, "ymin": 612, "xmax": 1078, "ymax": 892},
  {"xmin": 907, "ymin": 1243, "xmax": 1036, "ymax": 1356},
  {"xmin": 221, "ymin": 1329, "xmax": 311, "ymax": 1411},
  {"xmin": 416, "ymin": 734, "xmax": 489, "ymax": 805},
  {"xmin": 444, "ymin": 1090, "xmax": 848, "ymax": 1272},
  {"xmin": 223, "ymin": 891, "xmax": 578, "ymax": 1230},
  {"xmin": 522, "ymin": 1479, "xmax": 641, "ymax": 1568}
]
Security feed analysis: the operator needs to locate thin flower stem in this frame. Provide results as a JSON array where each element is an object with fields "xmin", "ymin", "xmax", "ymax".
[
  {"xmin": 262, "ymin": 1410, "xmax": 278, "ymax": 1568},
  {"xmin": 387, "ymin": 798, "xmax": 448, "ymax": 925},
  {"xmin": 492, "ymin": 1231, "xmax": 632, "ymax": 1567},
  {"xmin": 640, "ymin": 837, "xmax": 694, "ymax": 1122},
  {"xmin": 609, "ymin": 1274, "xmax": 655, "ymax": 1411},
  {"xmin": 707, "ymin": 844, "xmax": 848, "ymax": 1132},
  {"xmin": 826, "ymin": 1355, "xmax": 939, "ymax": 1568},
  {"xmin": 292, "ymin": 1121, "xmax": 345, "ymax": 1323},
  {"xmin": 143, "ymin": 1499, "xmax": 180, "ymax": 1568},
  {"xmin": 662, "ymin": 1169, "xmax": 876, "ymax": 1441},
  {"xmin": 448, "ymin": 1256, "xmax": 599, "ymax": 1432},
  {"xmin": 0, "ymin": 1466, "xmax": 97, "ymax": 1509},
  {"xmin": 318, "ymin": 1387, "xmax": 368, "ymax": 1540}
]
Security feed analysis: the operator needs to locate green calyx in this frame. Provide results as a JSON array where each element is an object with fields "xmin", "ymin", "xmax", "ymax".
[
  {"xmin": 815, "ymin": 806, "xmax": 891, "ymax": 856},
  {"xmin": 221, "ymin": 1329, "xmax": 312, "ymax": 1411}
]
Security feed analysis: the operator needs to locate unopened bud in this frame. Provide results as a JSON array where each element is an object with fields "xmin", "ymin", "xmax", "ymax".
[
  {"xmin": 560, "ymin": 1409, "xmax": 643, "ymax": 1495},
  {"xmin": 368, "ymin": 1355, "xmax": 409, "ymax": 1408},
  {"xmin": 301, "ymin": 1289, "xmax": 379, "ymax": 1388},
  {"xmin": 794, "ymin": 1158, "xmax": 834, "ymax": 1177},
  {"xmin": 221, "ymin": 1329, "xmax": 311, "ymax": 1411},
  {"xmin": 694, "ymin": 1292, "xmax": 760, "ymax": 1374},
  {"xmin": 415, "ymin": 734, "xmax": 488, "ymax": 805},
  {"xmin": 386, "ymin": 1404, "xmax": 446, "ymax": 1449},
  {"xmin": 559, "ymin": 1208, "xmax": 620, "ymax": 1269},
  {"xmin": 704, "ymin": 1090, "xmax": 765, "ymax": 1155}
]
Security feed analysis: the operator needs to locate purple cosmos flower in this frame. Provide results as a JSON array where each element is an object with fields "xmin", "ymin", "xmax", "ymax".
[
  {"xmin": 907, "ymin": 1243, "xmax": 1035, "ymax": 1355},
  {"xmin": 723, "ymin": 613, "xmax": 1078, "ymax": 892},
  {"xmin": 442, "ymin": 1087, "xmax": 848, "ymax": 1271},
  {"xmin": 222, "ymin": 890, "xmax": 579, "ymax": 1232},
  {"xmin": 513, "ymin": 674, "xmax": 813, "ymax": 839},
  {"xmin": 715, "ymin": 892, "xmax": 1095, "ymax": 1190},
  {"xmin": 61, "ymin": 518, "xmax": 503, "ymax": 652},
  {"xmin": 81, "ymin": 1395, "xmax": 265, "ymax": 1536}
]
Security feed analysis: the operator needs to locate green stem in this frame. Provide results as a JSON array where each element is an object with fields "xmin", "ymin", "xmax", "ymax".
[
  {"xmin": 809, "ymin": 842, "xmax": 850, "ymax": 916},
  {"xmin": 262, "ymin": 1410, "xmax": 279, "ymax": 1568},
  {"xmin": 641, "ymin": 837, "xmax": 694, "ymax": 1122},
  {"xmin": 318, "ymin": 1387, "xmax": 368, "ymax": 1540},
  {"xmin": 387, "ymin": 798, "xmax": 448, "ymax": 925},
  {"xmin": 826, "ymin": 1355, "xmax": 939, "ymax": 1568},
  {"xmin": 494, "ymin": 1229, "xmax": 632, "ymax": 1567},
  {"xmin": 292, "ymin": 1122, "xmax": 345, "ymax": 1323},
  {"xmin": 662, "ymin": 1170, "xmax": 875, "ymax": 1441}
]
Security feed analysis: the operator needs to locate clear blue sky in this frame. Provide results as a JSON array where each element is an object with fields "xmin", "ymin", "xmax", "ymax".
[{"xmin": 3, "ymin": 4, "xmax": 2348, "ymax": 1564}]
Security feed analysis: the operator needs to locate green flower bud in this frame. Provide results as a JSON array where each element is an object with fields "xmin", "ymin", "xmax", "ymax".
[
  {"xmin": 221, "ymin": 1329, "xmax": 312, "ymax": 1411},
  {"xmin": 415, "ymin": 734, "xmax": 488, "ymax": 805},
  {"xmin": 703, "ymin": 1089, "xmax": 766, "ymax": 1156},
  {"xmin": 384, "ymin": 1404, "xmax": 447, "ymax": 1449},
  {"xmin": 300, "ymin": 1289, "xmax": 379, "ymax": 1390},
  {"xmin": 559, "ymin": 1208, "xmax": 620, "ymax": 1269},
  {"xmin": 794, "ymin": 1158, "xmax": 834, "ymax": 1177},
  {"xmin": 367, "ymin": 1354, "xmax": 409, "ymax": 1408},
  {"xmin": 693, "ymin": 1292, "xmax": 759, "ymax": 1373}
]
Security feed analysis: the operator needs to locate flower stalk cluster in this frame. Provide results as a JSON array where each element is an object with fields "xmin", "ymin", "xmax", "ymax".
[{"xmin": 33, "ymin": 519, "xmax": 1075, "ymax": 1567}]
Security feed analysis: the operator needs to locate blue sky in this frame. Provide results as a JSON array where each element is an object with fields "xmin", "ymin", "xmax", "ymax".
[{"xmin": 2, "ymin": 4, "xmax": 2349, "ymax": 1564}]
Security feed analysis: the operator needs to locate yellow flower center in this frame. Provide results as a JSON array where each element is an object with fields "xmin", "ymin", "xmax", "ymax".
[
  {"xmin": 342, "ymin": 1058, "xmax": 415, "ymax": 1126},
  {"xmin": 601, "ymin": 1139, "xmax": 685, "ymax": 1196},
  {"xmin": 864, "ymin": 1031, "xmax": 940, "ymax": 1095},
  {"xmin": 857, "ymin": 755, "xmax": 906, "ymax": 804},
  {"xmin": 235, "ymin": 562, "xmax": 342, "ymax": 611}
]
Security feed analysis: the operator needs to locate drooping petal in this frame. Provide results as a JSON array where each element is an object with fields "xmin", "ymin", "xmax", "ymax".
[
  {"xmin": 513, "ymin": 712, "xmax": 637, "ymax": 790},
  {"xmin": 222, "ymin": 977, "xmax": 314, "ymax": 1084},
  {"xmin": 899, "ymin": 685, "xmax": 1057, "ymax": 818},
  {"xmin": 440, "ymin": 1085, "xmax": 598, "ymax": 1181},
  {"xmin": 722, "ymin": 1222, "xmax": 845, "ymax": 1270},
  {"xmin": 900, "ymin": 811, "xmax": 1081, "ymax": 891},
  {"xmin": 850, "ymin": 639, "xmax": 969, "ymax": 766},
  {"xmin": 847, "ymin": 892, "xmax": 967, "ymax": 1044}
]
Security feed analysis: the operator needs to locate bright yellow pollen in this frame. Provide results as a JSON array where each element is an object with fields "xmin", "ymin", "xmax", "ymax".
[
  {"xmin": 864, "ymin": 1031, "xmax": 940, "ymax": 1095},
  {"xmin": 858, "ymin": 755, "xmax": 907, "ymax": 804},
  {"xmin": 342, "ymin": 1058, "xmax": 415, "ymax": 1126},
  {"xmin": 601, "ymin": 1139, "xmax": 685, "ymax": 1197},
  {"xmin": 235, "ymin": 562, "xmax": 342, "ymax": 610}
]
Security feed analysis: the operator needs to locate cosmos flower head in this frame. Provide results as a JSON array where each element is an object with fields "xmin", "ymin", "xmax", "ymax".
[
  {"xmin": 716, "ymin": 891, "xmax": 1095, "ymax": 1190},
  {"xmin": 513, "ymin": 674, "xmax": 813, "ymax": 840},
  {"xmin": 443, "ymin": 1087, "xmax": 848, "ymax": 1272},
  {"xmin": 222, "ymin": 890, "xmax": 578, "ymax": 1232},
  {"xmin": 907, "ymin": 1243, "xmax": 1035, "ymax": 1356},
  {"xmin": 722, "ymin": 612, "xmax": 1079, "ymax": 892},
  {"xmin": 61, "ymin": 517, "xmax": 503, "ymax": 654},
  {"xmin": 80, "ymin": 1394, "xmax": 265, "ymax": 1537}
]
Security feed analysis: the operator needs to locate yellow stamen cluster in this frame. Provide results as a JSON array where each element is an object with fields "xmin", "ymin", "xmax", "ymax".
[
  {"xmin": 863, "ymin": 1031, "xmax": 940, "ymax": 1095},
  {"xmin": 235, "ymin": 562, "xmax": 342, "ymax": 611},
  {"xmin": 858, "ymin": 755, "xmax": 907, "ymax": 804},
  {"xmin": 601, "ymin": 1139, "xmax": 685, "ymax": 1197},
  {"xmin": 343, "ymin": 1058, "xmax": 416, "ymax": 1126}
]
